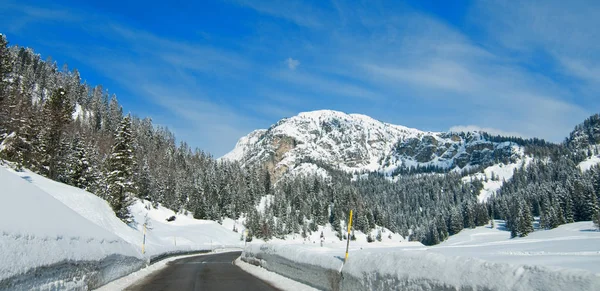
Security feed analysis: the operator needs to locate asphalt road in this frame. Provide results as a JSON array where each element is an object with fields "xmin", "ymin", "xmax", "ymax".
[{"xmin": 125, "ymin": 251, "xmax": 279, "ymax": 291}]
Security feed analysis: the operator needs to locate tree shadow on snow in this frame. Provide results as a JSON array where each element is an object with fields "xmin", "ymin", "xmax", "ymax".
[
  {"xmin": 495, "ymin": 221, "xmax": 509, "ymax": 232},
  {"xmin": 20, "ymin": 175, "xmax": 33, "ymax": 183},
  {"xmin": 579, "ymin": 229, "xmax": 599, "ymax": 232}
]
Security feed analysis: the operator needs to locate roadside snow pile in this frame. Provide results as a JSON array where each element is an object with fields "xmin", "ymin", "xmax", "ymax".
[
  {"xmin": 128, "ymin": 201, "xmax": 243, "ymax": 257},
  {"xmin": 234, "ymin": 257, "xmax": 318, "ymax": 291},
  {"xmin": 0, "ymin": 165, "xmax": 243, "ymax": 290},
  {"xmin": 242, "ymin": 221, "xmax": 600, "ymax": 291},
  {"xmin": 5, "ymin": 166, "xmax": 243, "ymax": 257},
  {"xmin": 0, "ymin": 166, "xmax": 144, "ymax": 290}
]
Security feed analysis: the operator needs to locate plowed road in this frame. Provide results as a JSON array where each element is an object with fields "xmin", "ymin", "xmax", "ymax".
[{"xmin": 125, "ymin": 251, "xmax": 278, "ymax": 291}]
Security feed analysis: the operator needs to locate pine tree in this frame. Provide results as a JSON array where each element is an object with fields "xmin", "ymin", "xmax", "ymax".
[
  {"xmin": 0, "ymin": 34, "xmax": 11, "ymax": 138},
  {"xmin": 447, "ymin": 207, "xmax": 463, "ymax": 235},
  {"xmin": 40, "ymin": 87, "xmax": 74, "ymax": 179},
  {"xmin": 105, "ymin": 115, "xmax": 137, "ymax": 223},
  {"xmin": 0, "ymin": 132, "xmax": 28, "ymax": 169},
  {"xmin": 518, "ymin": 198, "xmax": 534, "ymax": 237},
  {"xmin": 107, "ymin": 94, "xmax": 122, "ymax": 135},
  {"xmin": 67, "ymin": 135, "xmax": 95, "ymax": 190},
  {"xmin": 593, "ymin": 211, "xmax": 600, "ymax": 231},
  {"xmin": 572, "ymin": 179, "xmax": 598, "ymax": 221}
]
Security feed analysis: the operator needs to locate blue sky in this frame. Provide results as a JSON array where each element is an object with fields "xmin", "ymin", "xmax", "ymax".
[{"xmin": 2, "ymin": 0, "xmax": 599, "ymax": 157}]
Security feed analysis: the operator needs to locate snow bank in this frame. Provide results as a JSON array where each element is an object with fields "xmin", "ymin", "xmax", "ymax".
[
  {"xmin": 128, "ymin": 201, "xmax": 243, "ymax": 257},
  {"xmin": 433, "ymin": 220, "xmax": 600, "ymax": 274},
  {"xmin": 0, "ymin": 166, "xmax": 144, "ymax": 290},
  {"xmin": 234, "ymin": 257, "xmax": 318, "ymax": 291},
  {"xmin": 5, "ymin": 167, "xmax": 243, "ymax": 256},
  {"xmin": 241, "ymin": 244, "xmax": 344, "ymax": 290},
  {"xmin": 242, "ymin": 240, "xmax": 600, "ymax": 291},
  {"xmin": 1, "ymin": 165, "xmax": 244, "ymax": 289}
]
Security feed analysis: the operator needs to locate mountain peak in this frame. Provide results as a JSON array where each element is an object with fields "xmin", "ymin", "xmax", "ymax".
[{"xmin": 222, "ymin": 110, "xmax": 524, "ymax": 179}]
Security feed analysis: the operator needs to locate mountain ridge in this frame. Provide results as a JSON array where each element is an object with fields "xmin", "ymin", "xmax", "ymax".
[{"xmin": 221, "ymin": 109, "xmax": 526, "ymax": 179}]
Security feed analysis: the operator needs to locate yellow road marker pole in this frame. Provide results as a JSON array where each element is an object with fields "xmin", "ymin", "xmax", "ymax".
[{"xmin": 345, "ymin": 210, "xmax": 353, "ymax": 263}]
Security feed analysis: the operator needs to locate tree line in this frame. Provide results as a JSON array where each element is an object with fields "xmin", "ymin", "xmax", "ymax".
[{"xmin": 1, "ymin": 35, "xmax": 598, "ymax": 245}]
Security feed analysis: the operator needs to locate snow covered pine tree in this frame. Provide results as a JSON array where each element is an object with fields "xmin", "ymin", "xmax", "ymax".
[{"xmin": 106, "ymin": 114, "xmax": 137, "ymax": 223}]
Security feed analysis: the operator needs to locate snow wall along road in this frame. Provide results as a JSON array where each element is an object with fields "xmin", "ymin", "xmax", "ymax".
[
  {"xmin": 241, "ymin": 244, "xmax": 600, "ymax": 291},
  {"xmin": 0, "ymin": 166, "xmax": 146, "ymax": 290}
]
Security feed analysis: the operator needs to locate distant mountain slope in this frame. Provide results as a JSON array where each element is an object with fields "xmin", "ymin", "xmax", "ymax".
[
  {"xmin": 221, "ymin": 110, "xmax": 525, "ymax": 178},
  {"xmin": 567, "ymin": 114, "xmax": 600, "ymax": 151}
]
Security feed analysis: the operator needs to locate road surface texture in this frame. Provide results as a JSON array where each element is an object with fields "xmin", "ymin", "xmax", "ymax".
[{"xmin": 125, "ymin": 251, "xmax": 279, "ymax": 291}]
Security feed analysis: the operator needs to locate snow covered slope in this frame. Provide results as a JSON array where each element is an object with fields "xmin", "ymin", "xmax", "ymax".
[
  {"xmin": 0, "ymin": 165, "xmax": 244, "ymax": 289},
  {"xmin": 433, "ymin": 220, "xmax": 600, "ymax": 274},
  {"xmin": 579, "ymin": 155, "xmax": 600, "ymax": 172},
  {"xmin": 221, "ymin": 110, "xmax": 524, "ymax": 179},
  {"xmin": 462, "ymin": 156, "xmax": 533, "ymax": 202},
  {"xmin": 0, "ymin": 166, "xmax": 143, "ymax": 289}
]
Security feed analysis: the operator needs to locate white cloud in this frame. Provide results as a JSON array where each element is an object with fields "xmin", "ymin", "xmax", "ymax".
[
  {"xmin": 6, "ymin": 0, "xmax": 596, "ymax": 151},
  {"xmin": 272, "ymin": 69, "xmax": 381, "ymax": 101},
  {"xmin": 231, "ymin": 0, "xmax": 324, "ymax": 28},
  {"xmin": 471, "ymin": 0, "xmax": 600, "ymax": 92},
  {"xmin": 285, "ymin": 57, "xmax": 300, "ymax": 70}
]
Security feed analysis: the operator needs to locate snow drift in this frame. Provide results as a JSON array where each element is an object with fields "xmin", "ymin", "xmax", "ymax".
[
  {"xmin": 242, "ymin": 243, "xmax": 600, "ymax": 291},
  {"xmin": 0, "ymin": 166, "xmax": 144, "ymax": 290},
  {"xmin": 0, "ymin": 165, "xmax": 244, "ymax": 290}
]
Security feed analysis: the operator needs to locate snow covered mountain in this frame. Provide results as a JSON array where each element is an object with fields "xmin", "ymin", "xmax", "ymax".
[{"xmin": 221, "ymin": 110, "xmax": 524, "ymax": 178}]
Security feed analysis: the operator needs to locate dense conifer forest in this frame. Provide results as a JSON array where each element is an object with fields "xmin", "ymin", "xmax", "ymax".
[{"xmin": 1, "ymin": 35, "xmax": 599, "ymax": 245}]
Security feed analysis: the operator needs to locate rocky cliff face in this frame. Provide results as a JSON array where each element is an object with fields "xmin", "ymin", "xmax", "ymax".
[{"xmin": 221, "ymin": 110, "xmax": 524, "ymax": 179}]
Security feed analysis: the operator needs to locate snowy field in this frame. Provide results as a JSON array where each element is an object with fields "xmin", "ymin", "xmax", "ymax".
[
  {"xmin": 242, "ymin": 221, "xmax": 600, "ymax": 290},
  {"xmin": 0, "ymin": 165, "xmax": 243, "ymax": 289},
  {"xmin": 432, "ymin": 220, "xmax": 600, "ymax": 274}
]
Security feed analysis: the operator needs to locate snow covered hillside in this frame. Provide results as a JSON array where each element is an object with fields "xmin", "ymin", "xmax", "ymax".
[
  {"xmin": 0, "ymin": 164, "xmax": 243, "ymax": 289},
  {"xmin": 461, "ymin": 156, "xmax": 533, "ymax": 202},
  {"xmin": 0, "ymin": 165, "xmax": 143, "ymax": 289},
  {"xmin": 221, "ymin": 110, "xmax": 525, "ymax": 179},
  {"xmin": 242, "ymin": 221, "xmax": 600, "ymax": 291},
  {"xmin": 579, "ymin": 155, "xmax": 600, "ymax": 172}
]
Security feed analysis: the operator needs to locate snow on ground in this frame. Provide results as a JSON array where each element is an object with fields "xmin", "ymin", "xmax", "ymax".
[
  {"xmin": 462, "ymin": 158, "xmax": 532, "ymax": 202},
  {"xmin": 234, "ymin": 257, "xmax": 318, "ymax": 291},
  {"xmin": 288, "ymin": 163, "xmax": 330, "ymax": 179},
  {"xmin": 0, "ymin": 164, "xmax": 244, "ymax": 289},
  {"xmin": 431, "ymin": 220, "xmax": 600, "ymax": 274},
  {"xmin": 579, "ymin": 155, "xmax": 600, "ymax": 172},
  {"xmin": 129, "ymin": 201, "xmax": 243, "ymax": 256},
  {"xmin": 6, "ymin": 166, "xmax": 244, "ymax": 257},
  {"xmin": 242, "ymin": 221, "xmax": 600, "ymax": 290},
  {"xmin": 0, "ymin": 165, "xmax": 143, "ymax": 289}
]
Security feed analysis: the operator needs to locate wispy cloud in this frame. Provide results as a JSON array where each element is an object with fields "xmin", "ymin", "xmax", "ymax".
[
  {"xmin": 271, "ymin": 69, "xmax": 381, "ymax": 101},
  {"xmin": 471, "ymin": 0, "xmax": 600, "ymax": 94},
  {"xmin": 3, "ymin": 0, "xmax": 597, "ymax": 154},
  {"xmin": 285, "ymin": 57, "xmax": 300, "ymax": 70},
  {"xmin": 231, "ymin": 0, "xmax": 325, "ymax": 28},
  {"xmin": 0, "ymin": 1, "xmax": 81, "ymax": 33}
]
